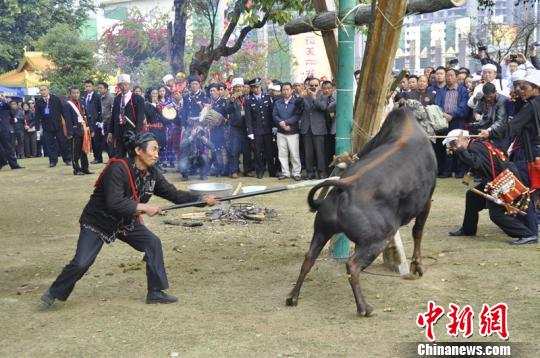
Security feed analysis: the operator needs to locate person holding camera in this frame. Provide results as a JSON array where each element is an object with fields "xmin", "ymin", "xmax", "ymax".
[
  {"xmin": 178, "ymin": 125, "xmax": 214, "ymax": 181},
  {"xmin": 298, "ymin": 77, "xmax": 331, "ymax": 180}
]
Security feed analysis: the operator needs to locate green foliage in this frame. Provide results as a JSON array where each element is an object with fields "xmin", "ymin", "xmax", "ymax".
[
  {"xmin": 99, "ymin": 8, "xmax": 170, "ymax": 72},
  {"xmin": 36, "ymin": 24, "xmax": 98, "ymax": 95},
  {"xmin": 0, "ymin": 0, "xmax": 95, "ymax": 72},
  {"xmin": 132, "ymin": 57, "xmax": 171, "ymax": 90}
]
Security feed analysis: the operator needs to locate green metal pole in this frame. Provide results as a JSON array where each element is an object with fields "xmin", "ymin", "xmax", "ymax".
[{"xmin": 331, "ymin": 0, "xmax": 355, "ymax": 259}]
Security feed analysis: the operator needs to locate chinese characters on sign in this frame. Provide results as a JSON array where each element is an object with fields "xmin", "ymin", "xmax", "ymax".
[{"xmin": 416, "ymin": 301, "xmax": 509, "ymax": 341}]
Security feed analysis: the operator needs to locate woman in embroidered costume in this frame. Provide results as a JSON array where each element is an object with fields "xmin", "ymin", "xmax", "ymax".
[
  {"xmin": 157, "ymin": 86, "xmax": 177, "ymax": 168},
  {"xmin": 40, "ymin": 132, "xmax": 218, "ymax": 307},
  {"xmin": 144, "ymin": 88, "xmax": 168, "ymax": 171}
]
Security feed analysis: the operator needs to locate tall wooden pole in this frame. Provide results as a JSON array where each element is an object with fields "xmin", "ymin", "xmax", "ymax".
[
  {"xmin": 312, "ymin": 0, "xmax": 338, "ymax": 79},
  {"xmin": 352, "ymin": 0, "xmax": 409, "ymax": 151}
]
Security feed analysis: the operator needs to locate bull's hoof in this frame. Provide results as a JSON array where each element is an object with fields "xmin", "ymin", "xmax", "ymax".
[
  {"xmin": 358, "ymin": 304, "xmax": 374, "ymax": 317},
  {"xmin": 286, "ymin": 296, "xmax": 298, "ymax": 306},
  {"xmin": 410, "ymin": 262, "xmax": 424, "ymax": 278}
]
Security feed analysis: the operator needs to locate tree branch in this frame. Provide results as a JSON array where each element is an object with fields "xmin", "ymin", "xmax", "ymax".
[
  {"xmin": 221, "ymin": 13, "xmax": 270, "ymax": 58},
  {"xmin": 218, "ymin": 0, "xmax": 246, "ymax": 49}
]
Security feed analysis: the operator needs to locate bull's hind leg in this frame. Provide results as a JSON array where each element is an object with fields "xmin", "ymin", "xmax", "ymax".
[
  {"xmin": 346, "ymin": 238, "xmax": 389, "ymax": 316},
  {"xmin": 286, "ymin": 229, "xmax": 333, "ymax": 306},
  {"xmin": 410, "ymin": 200, "xmax": 432, "ymax": 278}
]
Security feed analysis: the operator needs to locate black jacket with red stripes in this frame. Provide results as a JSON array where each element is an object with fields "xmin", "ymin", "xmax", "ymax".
[{"xmin": 80, "ymin": 158, "xmax": 199, "ymax": 241}]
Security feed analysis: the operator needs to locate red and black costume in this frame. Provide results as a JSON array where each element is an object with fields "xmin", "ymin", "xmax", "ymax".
[{"xmin": 47, "ymin": 157, "xmax": 200, "ymax": 301}]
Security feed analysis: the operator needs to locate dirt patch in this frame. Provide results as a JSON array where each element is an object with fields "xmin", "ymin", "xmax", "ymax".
[{"xmin": 0, "ymin": 159, "xmax": 538, "ymax": 357}]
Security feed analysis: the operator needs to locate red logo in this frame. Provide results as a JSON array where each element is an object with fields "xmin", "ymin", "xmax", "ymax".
[
  {"xmin": 416, "ymin": 301, "xmax": 509, "ymax": 341},
  {"xmin": 479, "ymin": 303, "xmax": 509, "ymax": 340}
]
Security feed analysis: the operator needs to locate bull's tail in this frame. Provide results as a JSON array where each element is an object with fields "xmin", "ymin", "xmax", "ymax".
[{"xmin": 307, "ymin": 179, "xmax": 345, "ymax": 212}]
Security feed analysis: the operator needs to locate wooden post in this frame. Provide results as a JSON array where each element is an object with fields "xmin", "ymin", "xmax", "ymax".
[
  {"xmin": 284, "ymin": 0, "xmax": 466, "ymax": 36},
  {"xmin": 312, "ymin": 0, "xmax": 338, "ymax": 79},
  {"xmin": 351, "ymin": 0, "xmax": 409, "ymax": 152}
]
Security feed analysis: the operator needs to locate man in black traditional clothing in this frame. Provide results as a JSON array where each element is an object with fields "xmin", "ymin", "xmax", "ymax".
[
  {"xmin": 40, "ymin": 132, "xmax": 218, "ymax": 307},
  {"xmin": 446, "ymin": 130, "xmax": 536, "ymax": 244}
]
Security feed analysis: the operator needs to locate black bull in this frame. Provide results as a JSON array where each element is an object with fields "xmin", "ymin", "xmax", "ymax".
[{"xmin": 286, "ymin": 108, "xmax": 437, "ymax": 316}]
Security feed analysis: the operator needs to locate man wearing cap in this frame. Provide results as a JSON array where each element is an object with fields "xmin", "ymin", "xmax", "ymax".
[
  {"xmin": 244, "ymin": 77, "xmax": 276, "ymax": 179},
  {"xmin": 35, "ymin": 84, "xmax": 71, "ymax": 167},
  {"xmin": 173, "ymin": 72, "xmax": 187, "ymax": 94},
  {"xmin": 292, "ymin": 77, "xmax": 305, "ymax": 97},
  {"xmin": 207, "ymin": 83, "xmax": 228, "ymax": 176},
  {"xmin": 468, "ymin": 64, "xmax": 510, "ymax": 109},
  {"xmin": 226, "ymin": 78, "xmax": 253, "ymax": 178},
  {"xmin": 109, "ymin": 74, "xmax": 146, "ymax": 157},
  {"xmin": 179, "ymin": 75, "xmax": 208, "ymax": 128},
  {"xmin": 446, "ymin": 130, "xmax": 536, "ymax": 244},
  {"xmin": 163, "ymin": 74, "xmax": 175, "ymax": 97}
]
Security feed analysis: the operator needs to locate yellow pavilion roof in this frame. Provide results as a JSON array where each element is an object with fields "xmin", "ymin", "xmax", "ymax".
[{"xmin": 0, "ymin": 51, "xmax": 53, "ymax": 88}]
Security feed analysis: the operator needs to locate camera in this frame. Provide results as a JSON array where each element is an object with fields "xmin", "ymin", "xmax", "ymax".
[
  {"xmin": 309, "ymin": 86, "xmax": 317, "ymax": 93},
  {"xmin": 532, "ymin": 41, "xmax": 540, "ymax": 47},
  {"xmin": 449, "ymin": 58, "xmax": 459, "ymax": 66},
  {"xmin": 478, "ymin": 45, "xmax": 487, "ymax": 52},
  {"xmin": 510, "ymin": 54, "xmax": 518, "ymax": 62}
]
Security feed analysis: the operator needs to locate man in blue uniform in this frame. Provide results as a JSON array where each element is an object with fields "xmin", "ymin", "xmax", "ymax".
[{"xmin": 244, "ymin": 77, "xmax": 276, "ymax": 179}]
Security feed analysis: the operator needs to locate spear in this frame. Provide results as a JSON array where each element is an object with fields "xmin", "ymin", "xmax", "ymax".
[{"xmin": 161, "ymin": 177, "xmax": 340, "ymax": 211}]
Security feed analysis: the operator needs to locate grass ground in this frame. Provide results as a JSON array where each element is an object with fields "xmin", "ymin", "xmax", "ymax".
[{"xmin": 0, "ymin": 158, "xmax": 538, "ymax": 357}]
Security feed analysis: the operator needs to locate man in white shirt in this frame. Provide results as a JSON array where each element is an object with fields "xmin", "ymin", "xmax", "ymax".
[{"xmin": 468, "ymin": 64, "xmax": 510, "ymax": 109}]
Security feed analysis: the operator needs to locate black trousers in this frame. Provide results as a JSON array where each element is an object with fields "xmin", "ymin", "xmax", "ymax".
[
  {"xmin": 49, "ymin": 224, "xmax": 169, "ymax": 301},
  {"xmin": 254, "ymin": 134, "xmax": 276, "ymax": 176},
  {"xmin": 70, "ymin": 135, "xmax": 89, "ymax": 173},
  {"xmin": 462, "ymin": 184, "xmax": 533, "ymax": 238},
  {"xmin": 304, "ymin": 130, "xmax": 326, "ymax": 175},
  {"xmin": 0, "ymin": 129, "xmax": 18, "ymax": 169},
  {"xmin": 12, "ymin": 128, "xmax": 24, "ymax": 158},
  {"xmin": 92, "ymin": 128, "xmax": 104, "ymax": 162},
  {"xmin": 325, "ymin": 134, "xmax": 336, "ymax": 172},
  {"xmin": 43, "ymin": 129, "xmax": 70, "ymax": 165}
]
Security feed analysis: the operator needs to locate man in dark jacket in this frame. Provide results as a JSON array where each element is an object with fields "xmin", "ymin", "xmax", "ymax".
[
  {"xmin": 40, "ymin": 132, "xmax": 218, "ymax": 308},
  {"xmin": 245, "ymin": 77, "xmax": 276, "ymax": 179},
  {"xmin": 64, "ymin": 86, "xmax": 93, "ymax": 175},
  {"xmin": 273, "ymin": 82, "xmax": 301, "ymax": 180},
  {"xmin": 83, "ymin": 80, "xmax": 103, "ymax": 164},
  {"xmin": 471, "ymin": 83, "xmax": 509, "ymax": 150},
  {"xmin": 226, "ymin": 78, "xmax": 252, "ymax": 178},
  {"xmin": 446, "ymin": 130, "xmax": 536, "ymax": 245},
  {"xmin": 8, "ymin": 100, "xmax": 25, "ymax": 159},
  {"xmin": 108, "ymin": 74, "xmax": 145, "ymax": 158},
  {"xmin": 299, "ymin": 78, "xmax": 330, "ymax": 179},
  {"xmin": 35, "ymin": 85, "xmax": 71, "ymax": 167},
  {"xmin": 0, "ymin": 94, "xmax": 24, "ymax": 170}
]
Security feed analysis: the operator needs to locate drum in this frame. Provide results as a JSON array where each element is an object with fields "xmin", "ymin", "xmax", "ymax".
[{"xmin": 162, "ymin": 106, "xmax": 177, "ymax": 121}]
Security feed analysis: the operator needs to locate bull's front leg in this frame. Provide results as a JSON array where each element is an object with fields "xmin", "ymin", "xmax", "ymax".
[
  {"xmin": 286, "ymin": 230, "xmax": 331, "ymax": 306},
  {"xmin": 410, "ymin": 201, "xmax": 432, "ymax": 278}
]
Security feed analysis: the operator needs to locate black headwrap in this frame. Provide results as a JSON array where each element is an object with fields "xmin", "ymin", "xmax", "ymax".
[{"xmin": 123, "ymin": 131, "xmax": 157, "ymax": 157}]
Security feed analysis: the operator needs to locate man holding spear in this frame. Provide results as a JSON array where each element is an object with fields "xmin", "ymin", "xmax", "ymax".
[{"xmin": 40, "ymin": 132, "xmax": 218, "ymax": 308}]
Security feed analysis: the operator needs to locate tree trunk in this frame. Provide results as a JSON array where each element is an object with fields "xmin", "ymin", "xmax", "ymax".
[
  {"xmin": 169, "ymin": 0, "xmax": 188, "ymax": 74},
  {"xmin": 284, "ymin": 0, "xmax": 465, "ymax": 35},
  {"xmin": 189, "ymin": 46, "xmax": 215, "ymax": 81},
  {"xmin": 352, "ymin": 0, "xmax": 409, "ymax": 152}
]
